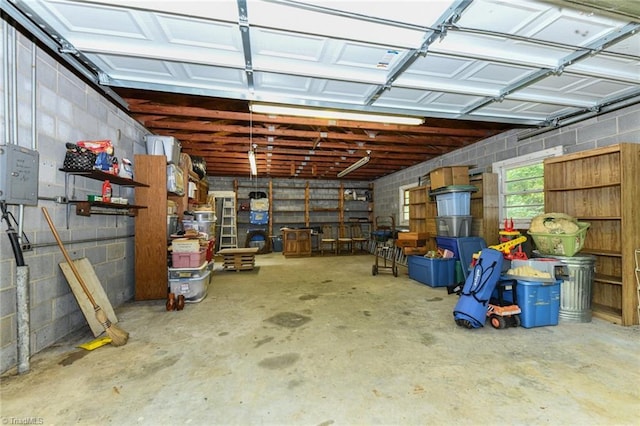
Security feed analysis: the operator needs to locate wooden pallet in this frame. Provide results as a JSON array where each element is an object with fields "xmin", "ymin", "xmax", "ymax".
[{"xmin": 217, "ymin": 247, "xmax": 259, "ymax": 271}]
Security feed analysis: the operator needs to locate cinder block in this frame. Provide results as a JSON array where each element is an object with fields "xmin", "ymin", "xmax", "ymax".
[{"xmin": 0, "ymin": 288, "xmax": 16, "ymax": 317}]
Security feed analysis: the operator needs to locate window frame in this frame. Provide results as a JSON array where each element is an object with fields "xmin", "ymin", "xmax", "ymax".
[
  {"xmin": 398, "ymin": 182, "xmax": 418, "ymax": 227},
  {"xmin": 492, "ymin": 146, "xmax": 564, "ymax": 230}
]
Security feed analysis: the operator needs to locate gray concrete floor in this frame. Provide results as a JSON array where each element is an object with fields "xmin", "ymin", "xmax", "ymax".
[{"xmin": 1, "ymin": 252, "xmax": 639, "ymax": 425}]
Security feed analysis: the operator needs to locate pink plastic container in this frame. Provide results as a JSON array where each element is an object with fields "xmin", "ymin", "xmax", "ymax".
[{"xmin": 171, "ymin": 249, "xmax": 206, "ymax": 268}]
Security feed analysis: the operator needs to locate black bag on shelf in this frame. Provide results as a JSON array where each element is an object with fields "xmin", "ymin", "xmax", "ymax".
[
  {"xmin": 62, "ymin": 143, "xmax": 97, "ymax": 170},
  {"xmin": 191, "ymin": 155, "xmax": 207, "ymax": 179},
  {"xmin": 249, "ymin": 191, "xmax": 267, "ymax": 199}
]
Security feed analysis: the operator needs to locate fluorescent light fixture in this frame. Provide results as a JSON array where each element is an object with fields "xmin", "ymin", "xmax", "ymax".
[
  {"xmin": 248, "ymin": 150, "xmax": 257, "ymax": 175},
  {"xmin": 250, "ymin": 104, "xmax": 424, "ymax": 126},
  {"xmin": 338, "ymin": 151, "xmax": 371, "ymax": 178}
]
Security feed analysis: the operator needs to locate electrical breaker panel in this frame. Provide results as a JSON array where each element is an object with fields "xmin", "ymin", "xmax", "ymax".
[{"xmin": 0, "ymin": 144, "xmax": 39, "ymax": 206}]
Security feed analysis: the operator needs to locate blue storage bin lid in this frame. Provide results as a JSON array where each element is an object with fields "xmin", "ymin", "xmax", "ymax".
[{"xmin": 429, "ymin": 185, "xmax": 478, "ymax": 196}]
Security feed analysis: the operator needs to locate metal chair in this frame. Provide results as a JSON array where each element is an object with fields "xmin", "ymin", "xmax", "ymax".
[{"xmin": 320, "ymin": 225, "xmax": 337, "ymax": 255}]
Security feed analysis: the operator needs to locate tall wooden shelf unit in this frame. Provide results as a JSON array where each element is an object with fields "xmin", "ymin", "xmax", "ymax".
[
  {"xmin": 408, "ymin": 185, "xmax": 437, "ymax": 251},
  {"xmin": 544, "ymin": 143, "xmax": 640, "ymax": 325},
  {"xmin": 408, "ymin": 186, "xmax": 427, "ymax": 233},
  {"xmin": 469, "ymin": 173, "xmax": 499, "ymax": 246},
  {"xmin": 134, "ymin": 155, "xmax": 169, "ymax": 300}
]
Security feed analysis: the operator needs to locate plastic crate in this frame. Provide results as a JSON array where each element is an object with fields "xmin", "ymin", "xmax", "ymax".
[
  {"xmin": 145, "ymin": 135, "xmax": 180, "ymax": 164},
  {"xmin": 516, "ymin": 280, "xmax": 561, "ymax": 328},
  {"xmin": 408, "ymin": 256, "xmax": 455, "ymax": 287},
  {"xmin": 250, "ymin": 211, "xmax": 269, "ymax": 225},
  {"xmin": 183, "ymin": 220, "xmax": 216, "ymax": 239},
  {"xmin": 436, "ymin": 215, "xmax": 472, "ymax": 237},
  {"xmin": 435, "ymin": 191, "xmax": 471, "ymax": 216},
  {"xmin": 250, "ymin": 198, "xmax": 269, "ymax": 211},
  {"xmin": 506, "ymin": 259, "xmax": 567, "ymax": 282},
  {"xmin": 168, "ymin": 260, "xmax": 209, "ymax": 279},
  {"xmin": 169, "ymin": 270, "xmax": 210, "ymax": 303},
  {"xmin": 527, "ymin": 222, "xmax": 590, "ymax": 257},
  {"xmin": 435, "ymin": 236, "xmax": 460, "ymax": 259},
  {"xmin": 171, "ymin": 249, "xmax": 206, "ymax": 268}
]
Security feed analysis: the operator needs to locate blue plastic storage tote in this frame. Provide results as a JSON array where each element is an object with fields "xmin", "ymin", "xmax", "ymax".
[
  {"xmin": 516, "ymin": 280, "xmax": 561, "ymax": 328},
  {"xmin": 435, "ymin": 236, "xmax": 487, "ymax": 279},
  {"xmin": 408, "ymin": 256, "xmax": 455, "ymax": 287},
  {"xmin": 250, "ymin": 211, "xmax": 269, "ymax": 225},
  {"xmin": 435, "ymin": 191, "xmax": 471, "ymax": 216}
]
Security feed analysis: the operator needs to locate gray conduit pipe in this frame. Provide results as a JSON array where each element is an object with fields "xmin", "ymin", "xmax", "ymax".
[
  {"xmin": 16, "ymin": 265, "xmax": 30, "ymax": 374},
  {"xmin": 3, "ymin": 22, "xmax": 31, "ymax": 375},
  {"xmin": 16, "ymin": 37, "xmax": 39, "ymax": 375}
]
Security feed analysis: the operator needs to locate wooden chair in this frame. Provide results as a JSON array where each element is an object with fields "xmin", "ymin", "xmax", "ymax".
[
  {"xmin": 350, "ymin": 223, "xmax": 368, "ymax": 253},
  {"xmin": 320, "ymin": 225, "xmax": 337, "ymax": 255},
  {"xmin": 337, "ymin": 224, "xmax": 353, "ymax": 254}
]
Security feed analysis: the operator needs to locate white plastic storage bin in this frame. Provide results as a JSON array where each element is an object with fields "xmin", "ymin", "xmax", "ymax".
[
  {"xmin": 168, "ymin": 260, "xmax": 209, "ymax": 279},
  {"xmin": 250, "ymin": 198, "xmax": 269, "ymax": 211},
  {"xmin": 436, "ymin": 192, "xmax": 471, "ymax": 216},
  {"xmin": 193, "ymin": 211, "xmax": 216, "ymax": 221},
  {"xmin": 166, "ymin": 164, "xmax": 184, "ymax": 195},
  {"xmin": 182, "ymin": 220, "xmax": 216, "ymax": 239},
  {"xmin": 169, "ymin": 269, "xmax": 210, "ymax": 303},
  {"xmin": 145, "ymin": 135, "xmax": 181, "ymax": 164},
  {"xmin": 144, "ymin": 135, "xmax": 165, "ymax": 156}
]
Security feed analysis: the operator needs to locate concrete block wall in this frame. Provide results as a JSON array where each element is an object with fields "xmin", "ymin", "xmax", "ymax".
[
  {"xmin": 373, "ymin": 104, "xmax": 640, "ymax": 223},
  {"xmin": 1, "ymin": 24, "xmax": 148, "ymax": 374}
]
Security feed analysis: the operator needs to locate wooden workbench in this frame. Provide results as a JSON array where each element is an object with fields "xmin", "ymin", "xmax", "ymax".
[{"xmin": 217, "ymin": 247, "xmax": 259, "ymax": 271}]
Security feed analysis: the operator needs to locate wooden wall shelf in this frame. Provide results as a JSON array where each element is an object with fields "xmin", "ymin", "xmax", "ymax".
[
  {"xmin": 544, "ymin": 143, "xmax": 639, "ymax": 326},
  {"xmin": 74, "ymin": 201, "xmax": 146, "ymax": 217},
  {"xmin": 59, "ymin": 168, "xmax": 148, "ymax": 187}
]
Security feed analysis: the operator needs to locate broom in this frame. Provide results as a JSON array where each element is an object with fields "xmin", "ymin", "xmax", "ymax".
[{"xmin": 42, "ymin": 207, "xmax": 129, "ymax": 346}]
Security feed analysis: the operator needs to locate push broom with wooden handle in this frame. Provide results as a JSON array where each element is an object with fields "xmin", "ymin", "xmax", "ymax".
[{"xmin": 42, "ymin": 207, "xmax": 129, "ymax": 346}]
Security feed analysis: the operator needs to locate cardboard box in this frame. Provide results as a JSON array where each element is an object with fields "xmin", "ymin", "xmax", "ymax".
[
  {"xmin": 396, "ymin": 232, "xmax": 429, "ymax": 248},
  {"xmin": 397, "ymin": 232, "xmax": 429, "ymax": 240},
  {"xmin": 429, "ymin": 166, "xmax": 469, "ymax": 190},
  {"xmin": 395, "ymin": 239, "xmax": 427, "ymax": 248},
  {"xmin": 172, "ymin": 238, "xmax": 201, "ymax": 253},
  {"xmin": 403, "ymin": 246, "xmax": 429, "ymax": 256}
]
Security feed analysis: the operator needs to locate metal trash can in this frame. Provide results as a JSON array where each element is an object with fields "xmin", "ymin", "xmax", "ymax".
[{"xmin": 545, "ymin": 253, "xmax": 596, "ymax": 323}]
